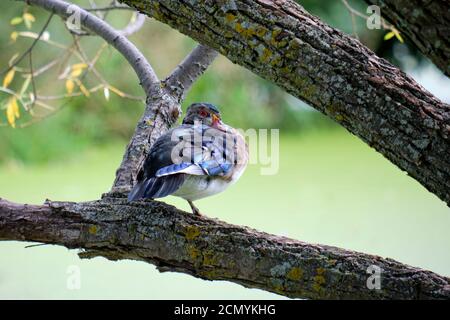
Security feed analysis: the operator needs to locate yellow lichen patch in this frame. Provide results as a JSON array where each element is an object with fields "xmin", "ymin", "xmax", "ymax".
[
  {"xmin": 326, "ymin": 103, "xmax": 344, "ymax": 121},
  {"xmin": 302, "ymin": 84, "xmax": 318, "ymax": 100},
  {"xmin": 286, "ymin": 267, "xmax": 303, "ymax": 281},
  {"xmin": 255, "ymin": 26, "xmax": 268, "ymax": 38},
  {"xmin": 88, "ymin": 225, "xmax": 98, "ymax": 235},
  {"xmin": 260, "ymin": 48, "xmax": 273, "ymax": 63},
  {"xmin": 328, "ymin": 259, "xmax": 338, "ymax": 266},
  {"xmin": 273, "ymin": 284, "xmax": 285, "ymax": 295},
  {"xmin": 270, "ymin": 56, "xmax": 283, "ymax": 67},
  {"xmin": 187, "ymin": 244, "xmax": 200, "ymax": 260},
  {"xmin": 312, "ymin": 267, "xmax": 326, "ymax": 292},
  {"xmin": 225, "ymin": 13, "xmax": 236, "ymax": 23},
  {"xmin": 280, "ymin": 66, "xmax": 291, "ymax": 75},
  {"xmin": 202, "ymin": 250, "xmax": 218, "ymax": 266},
  {"xmin": 185, "ymin": 225, "xmax": 201, "ymax": 240},
  {"xmin": 270, "ymin": 29, "xmax": 282, "ymax": 46},
  {"xmin": 223, "ymin": 31, "xmax": 234, "ymax": 38},
  {"xmin": 235, "ymin": 22, "xmax": 244, "ymax": 33},
  {"xmin": 235, "ymin": 22, "xmax": 255, "ymax": 38},
  {"xmin": 200, "ymin": 268, "xmax": 235, "ymax": 280}
]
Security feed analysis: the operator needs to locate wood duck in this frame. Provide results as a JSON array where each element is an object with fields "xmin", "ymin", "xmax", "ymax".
[{"xmin": 128, "ymin": 103, "xmax": 248, "ymax": 215}]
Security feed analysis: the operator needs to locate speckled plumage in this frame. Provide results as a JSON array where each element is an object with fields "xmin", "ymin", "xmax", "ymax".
[{"xmin": 128, "ymin": 103, "xmax": 248, "ymax": 214}]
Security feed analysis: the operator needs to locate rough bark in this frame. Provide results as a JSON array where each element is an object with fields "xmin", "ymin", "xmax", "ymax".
[
  {"xmin": 121, "ymin": 0, "xmax": 450, "ymax": 206},
  {"xmin": 365, "ymin": 0, "xmax": 450, "ymax": 77},
  {"xmin": 1, "ymin": 197, "xmax": 449, "ymax": 300},
  {"xmin": 111, "ymin": 90, "xmax": 180, "ymax": 193}
]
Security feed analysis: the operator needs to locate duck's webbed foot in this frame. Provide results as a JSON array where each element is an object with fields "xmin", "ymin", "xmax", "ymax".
[{"xmin": 187, "ymin": 200, "xmax": 202, "ymax": 216}]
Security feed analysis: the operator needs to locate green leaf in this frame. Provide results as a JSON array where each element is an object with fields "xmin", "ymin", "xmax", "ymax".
[
  {"xmin": 10, "ymin": 17, "xmax": 23, "ymax": 25},
  {"xmin": 384, "ymin": 31, "xmax": 395, "ymax": 41}
]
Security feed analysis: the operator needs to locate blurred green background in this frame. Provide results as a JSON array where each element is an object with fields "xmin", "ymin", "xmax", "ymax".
[{"xmin": 0, "ymin": 0, "xmax": 449, "ymax": 299}]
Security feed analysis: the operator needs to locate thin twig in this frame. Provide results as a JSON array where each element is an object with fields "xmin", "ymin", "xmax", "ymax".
[
  {"xmin": 341, "ymin": 0, "xmax": 394, "ymax": 31},
  {"xmin": 0, "ymin": 13, "xmax": 54, "ymax": 76},
  {"xmin": 26, "ymin": 0, "xmax": 159, "ymax": 96},
  {"xmin": 28, "ymin": 51, "xmax": 37, "ymax": 108},
  {"xmin": 119, "ymin": 13, "xmax": 146, "ymax": 37}
]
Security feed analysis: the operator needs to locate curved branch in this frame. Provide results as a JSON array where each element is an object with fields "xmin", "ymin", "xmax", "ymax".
[
  {"xmin": 25, "ymin": 0, "xmax": 159, "ymax": 95},
  {"xmin": 365, "ymin": 0, "xmax": 450, "ymax": 77},
  {"xmin": 164, "ymin": 44, "xmax": 218, "ymax": 101},
  {"xmin": 119, "ymin": 13, "xmax": 146, "ymax": 37},
  {"xmin": 0, "ymin": 196, "xmax": 449, "ymax": 300},
  {"xmin": 121, "ymin": 0, "xmax": 450, "ymax": 206}
]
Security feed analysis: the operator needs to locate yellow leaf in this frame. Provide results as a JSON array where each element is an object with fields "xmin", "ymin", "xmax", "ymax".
[
  {"xmin": 70, "ymin": 68, "xmax": 83, "ymax": 78},
  {"xmin": 384, "ymin": 31, "xmax": 395, "ymax": 41},
  {"xmin": 3, "ymin": 69, "xmax": 15, "ymax": 88},
  {"xmin": 23, "ymin": 13, "xmax": 36, "ymax": 22},
  {"xmin": 6, "ymin": 98, "xmax": 16, "ymax": 128},
  {"xmin": 65, "ymin": 79, "xmax": 74, "ymax": 95},
  {"xmin": 11, "ymin": 97, "xmax": 20, "ymax": 118},
  {"xmin": 70, "ymin": 63, "xmax": 88, "ymax": 77},
  {"xmin": 109, "ymin": 85, "xmax": 125, "ymax": 97},
  {"xmin": 10, "ymin": 17, "xmax": 23, "ymax": 25},
  {"xmin": 393, "ymin": 30, "xmax": 404, "ymax": 43},
  {"xmin": 23, "ymin": 13, "xmax": 35, "ymax": 29},
  {"xmin": 70, "ymin": 63, "xmax": 88, "ymax": 78},
  {"xmin": 10, "ymin": 31, "xmax": 18, "ymax": 42},
  {"xmin": 72, "ymin": 63, "xmax": 88, "ymax": 70}
]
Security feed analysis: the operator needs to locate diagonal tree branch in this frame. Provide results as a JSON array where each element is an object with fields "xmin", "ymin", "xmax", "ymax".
[
  {"xmin": 0, "ymin": 197, "xmax": 449, "ymax": 300},
  {"xmin": 121, "ymin": 0, "xmax": 450, "ymax": 206},
  {"xmin": 164, "ymin": 44, "xmax": 218, "ymax": 102}
]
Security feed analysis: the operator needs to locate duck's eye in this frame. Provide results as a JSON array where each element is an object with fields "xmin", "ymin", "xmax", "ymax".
[{"xmin": 198, "ymin": 110, "xmax": 208, "ymax": 117}]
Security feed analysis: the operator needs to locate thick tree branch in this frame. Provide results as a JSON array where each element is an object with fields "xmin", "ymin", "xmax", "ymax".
[
  {"xmin": 0, "ymin": 197, "xmax": 449, "ymax": 300},
  {"xmin": 164, "ymin": 44, "xmax": 218, "ymax": 101},
  {"xmin": 121, "ymin": 0, "xmax": 450, "ymax": 206},
  {"xmin": 365, "ymin": 0, "xmax": 450, "ymax": 77}
]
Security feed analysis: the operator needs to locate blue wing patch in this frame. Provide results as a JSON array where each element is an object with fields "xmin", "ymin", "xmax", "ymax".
[{"xmin": 198, "ymin": 161, "xmax": 232, "ymax": 176}]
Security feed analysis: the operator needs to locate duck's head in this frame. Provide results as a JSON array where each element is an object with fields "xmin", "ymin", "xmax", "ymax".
[{"xmin": 182, "ymin": 103, "xmax": 227, "ymax": 131}]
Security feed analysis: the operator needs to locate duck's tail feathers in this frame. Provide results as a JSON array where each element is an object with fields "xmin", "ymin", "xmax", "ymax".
[{"xmin": 127, "ymin": 174, "xmax": 185, "ymax": 201}]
